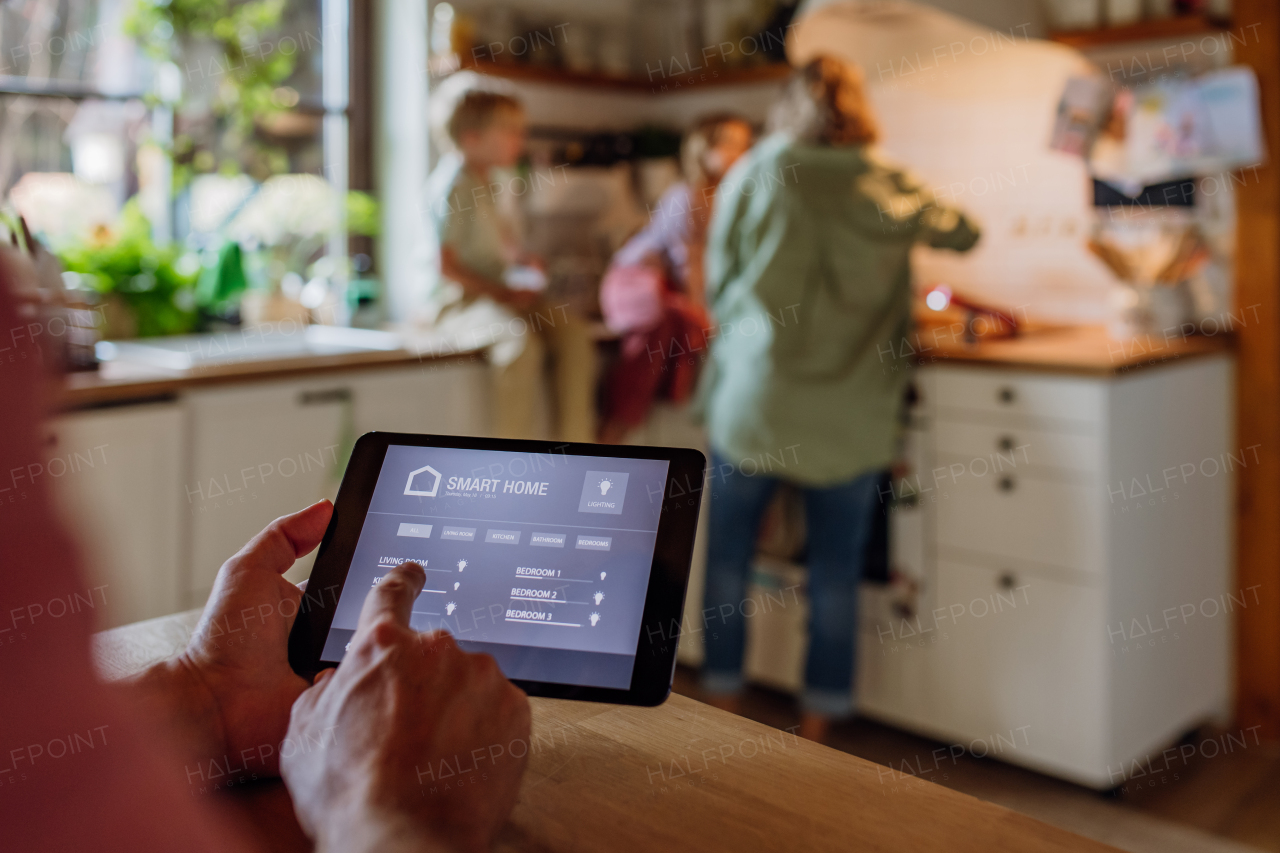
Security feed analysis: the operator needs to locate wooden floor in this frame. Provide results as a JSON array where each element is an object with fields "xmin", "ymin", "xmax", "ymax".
[{"xmin": 672, "ymin": 666, "xmax": 1280, "ymax": 853}]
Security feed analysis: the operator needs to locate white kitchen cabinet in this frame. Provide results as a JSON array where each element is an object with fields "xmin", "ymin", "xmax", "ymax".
[
  {"xmin": 734, "ymin": 355, "xmax": 1232, "ymax": 788},
  {"xmin": 936, "ymin": 473, "xmax": 1105, "ymax": 575},
  {"xmin": 185, "ymin": 360, "xmax": 494, "ymax": 606},
  {"xmin": 48, "ymin": 403, "xmax": 185, "ymax": 628},
  {"xmin": 185, "ymin": 377, "xmax": 352, "ymax": 604},
  {"xmin": 352, "ymin": 360, "xmax": 491, "ymax": 437},
  {"xmin": 884, "ymin": 357, "xmax": 1231, "ymax": 788},
  {"xmin": 931, "ymin": 558, "xmax": 1106, "ymax": 781}
]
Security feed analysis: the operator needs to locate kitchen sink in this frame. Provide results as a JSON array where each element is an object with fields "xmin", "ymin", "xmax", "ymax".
[{"xmin": 96, "ymin": 325, "xmax": 404, "ymax": 375}]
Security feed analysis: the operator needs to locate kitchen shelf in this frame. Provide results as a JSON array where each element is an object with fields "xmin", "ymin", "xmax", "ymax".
[
  {"xmin": 449, "ymin": 57, "xmax": 792, "ymax": 93},
  {"xmin": 1048, "ymin": 14, "xmax": 1231, "ymax": 48}
]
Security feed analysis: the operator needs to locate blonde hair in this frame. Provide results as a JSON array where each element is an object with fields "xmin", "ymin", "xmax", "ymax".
[
  {"xmin": 445, "ymin": 89, "xmax": 524, "ymax": 146},
  {"xmin": 769, "ymin": 56, "xmax": 878, "ymax": 146}
]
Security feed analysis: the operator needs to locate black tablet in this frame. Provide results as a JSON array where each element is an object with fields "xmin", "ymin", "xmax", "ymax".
[{"xmin": 289, "ymin": 432, "xmax": 705, "ymax": 706}]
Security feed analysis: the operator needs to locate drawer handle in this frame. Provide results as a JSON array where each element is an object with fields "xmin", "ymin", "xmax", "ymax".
[
  {"xmin": 998, "ymin": 572, "xmax": 1018, "ymax": 590},
  {"xmin": 998, "ymin": 476, "xmax": 1016, "ymax": 492},
  {"xmin": 997, "ymin": 386, "xmax": 1016, "ymax": 404},
  {"xmin": 997, "ymin": 435, "xmax": 1015, "ymax": 452},
  {"xmin": 299, "ymin": 388, "xmax": 353, "ymax": 405}
]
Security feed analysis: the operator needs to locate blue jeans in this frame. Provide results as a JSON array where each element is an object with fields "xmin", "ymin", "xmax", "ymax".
[{"xmin": 700, "ymin": 451, "xmax": 879, "ymax": 717}]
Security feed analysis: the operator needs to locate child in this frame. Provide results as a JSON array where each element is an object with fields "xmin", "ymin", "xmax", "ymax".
[
  {"xmin": 424, "ymin": 88, "xmax": 595, "ymax": 442},
  {"xmin": 597, "ymin": 114, "xmax": 753, "ymax": 443}
]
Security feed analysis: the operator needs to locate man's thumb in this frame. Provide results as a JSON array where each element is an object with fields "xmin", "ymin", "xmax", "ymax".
[{"xmin": 356, "ymin": 561, "xmax": 425, "ymax": 633}]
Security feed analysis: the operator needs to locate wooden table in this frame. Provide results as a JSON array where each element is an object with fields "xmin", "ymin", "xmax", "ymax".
[{"xmin": 94, "ymin": 611, "xmax": 1119, "ymax": 853}]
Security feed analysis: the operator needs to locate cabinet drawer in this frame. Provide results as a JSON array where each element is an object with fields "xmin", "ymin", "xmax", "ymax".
[
  {"xmin": 186, "ymin": 380, "xmax": 352, "ymax": 605},
  {"xmin": 936, "ymin": 472, "xmax": 1103, "ymax": 573},
  {"xmin": 930, "ymin": 367, "xmax": 1104, "ymax": 427},
  {"xmin": 933, "ymin": 559, "xmax": 1105, "ymax": 780},
  {"xmin": 934, "ymin": 420, "xmax": 1101, "ymax": 475}
]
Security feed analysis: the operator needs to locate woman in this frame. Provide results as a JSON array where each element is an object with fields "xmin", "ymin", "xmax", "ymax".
[
  {"xmin": 698, "ymin": 57, "xmax": 980, "ymax": 741},
  {"xmin": 597, "ymin": 114, "xmax": 754, "ymax": 443}
]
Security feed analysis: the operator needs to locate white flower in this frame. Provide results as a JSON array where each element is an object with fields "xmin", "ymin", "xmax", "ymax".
[{"xmin": 227, "ymin": 174, "xmax": 341, "ymax": 247}]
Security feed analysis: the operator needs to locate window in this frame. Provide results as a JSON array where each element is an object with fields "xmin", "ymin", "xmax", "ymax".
[{"xmin": 3, "ymin": 0, "xmax": 364, "ymax": 335}]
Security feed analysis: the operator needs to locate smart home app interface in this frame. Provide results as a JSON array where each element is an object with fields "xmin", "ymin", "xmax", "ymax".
[{"xmin": 321, "ymin": 445, "xmax": 670, "ymax": 689}]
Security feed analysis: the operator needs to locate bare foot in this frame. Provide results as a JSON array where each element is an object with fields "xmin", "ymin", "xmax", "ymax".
[
  {"xmin": 704, "ymin": 694, "xmax": 742, "ymax": 715},
  {"xmin": 798, "ymin": 712, "xmax": 830, "ymax": 744}
]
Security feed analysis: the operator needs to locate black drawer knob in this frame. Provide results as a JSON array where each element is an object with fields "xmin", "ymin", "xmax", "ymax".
[
  {"xmin": 997, "ymin": 435, "xmax": 1015, "ymax": 451},
  {"xmin": 999, "ymin": 476, "xmax": 1016, "ymax": 492},
  {"xmin": 998, "ymin": 386, "xmax": 1016, "ymax": 404},
  {"xmin": 998, "ymin": 572, "xmax": 1017, "ymax": 590}
]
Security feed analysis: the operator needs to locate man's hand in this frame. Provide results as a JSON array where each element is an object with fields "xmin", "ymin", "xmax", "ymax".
[
  {"xmin": 282, "ymin": 562, "xmax": 531, "ymax": 853},
  {"xmin": 125, "ymin": 500, "xmax": 333, "ymax": 780}
]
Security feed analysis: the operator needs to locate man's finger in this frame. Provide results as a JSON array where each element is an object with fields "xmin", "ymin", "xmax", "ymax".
[
  {"xmin": 228, "ymin": 500, "xmax": 334, "ymax": 577},
  {"xmin": 356, "ymin": 561, "xmax": 426, "ymax": 634}
]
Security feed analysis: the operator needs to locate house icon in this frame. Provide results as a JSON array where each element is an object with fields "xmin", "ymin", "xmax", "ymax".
[{"xmin": 404, "ymin": 464, "xmax": 441, "ymax": 497}]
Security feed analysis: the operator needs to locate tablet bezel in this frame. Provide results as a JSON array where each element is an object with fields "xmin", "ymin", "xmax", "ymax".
[{"xmin": 288, "ymin": 431, "xmax": 706, "ymax": 706}]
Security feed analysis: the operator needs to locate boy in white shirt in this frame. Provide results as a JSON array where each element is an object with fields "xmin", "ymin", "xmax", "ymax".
[{"xmin": 424, "ymin": 88, "xmax": 595, "ymax": 442}]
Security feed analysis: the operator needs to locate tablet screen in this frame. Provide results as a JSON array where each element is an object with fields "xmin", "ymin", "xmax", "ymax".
[{"xmin": 320, "ymin": 444, "xmax": 671, "ymax": 689}]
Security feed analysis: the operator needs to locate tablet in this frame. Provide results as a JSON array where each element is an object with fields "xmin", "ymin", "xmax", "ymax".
[{"xmin": 288, "ymin": 432, "xmax": 706, "ymax": 706}]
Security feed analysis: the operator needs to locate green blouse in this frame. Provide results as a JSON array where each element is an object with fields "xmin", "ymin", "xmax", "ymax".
[{"xmin": 699, "ymin": 134, "xmax": 980, "ymax": 486}]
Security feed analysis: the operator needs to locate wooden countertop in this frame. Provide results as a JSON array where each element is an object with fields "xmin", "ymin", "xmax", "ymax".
[
  {"xmin": 62, "ymin": 322, "xmax": 1234, "ymax": 412},
  {"xmin": 914, "ymin": 324, "xmax": 1233, "ymax": 376},
  {"xmin": 94, "ymin": 610, "xmax": 1119, "ymax": 853},
  {"xmin": 59, "ymin": 337, "xmax": 484, "ymax": 410}
]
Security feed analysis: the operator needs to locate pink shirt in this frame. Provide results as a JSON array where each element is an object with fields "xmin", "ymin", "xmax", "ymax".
[{"xmin": 0, "ymin": 272, "xmax": 254, "ymax": 850}]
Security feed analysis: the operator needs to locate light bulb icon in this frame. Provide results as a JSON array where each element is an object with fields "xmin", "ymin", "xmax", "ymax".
[
  {"xmin": 446, "ymin": 602, "xmax": 457, "ymax": 616},
  {"xmin": 589, "ymin": 613, "xmax": 601, "ymax": 626},
  {"xmin": 454, "ymin": 581, "xmax": 460, "ymax": 590},
  {"xmin": 593, "ymin": 591, "xmax": 605, "ymax": 605},
  {"xmin": 457, "ymin": 559, "xmax": 467, "ymax": 572},
  {"xmin": 600, "ymin": 571, "xmax": 607, "ymax": 580},
  {"xmin": 598, "ymin": 478, "xmax": 613, "ymax": 496}
]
